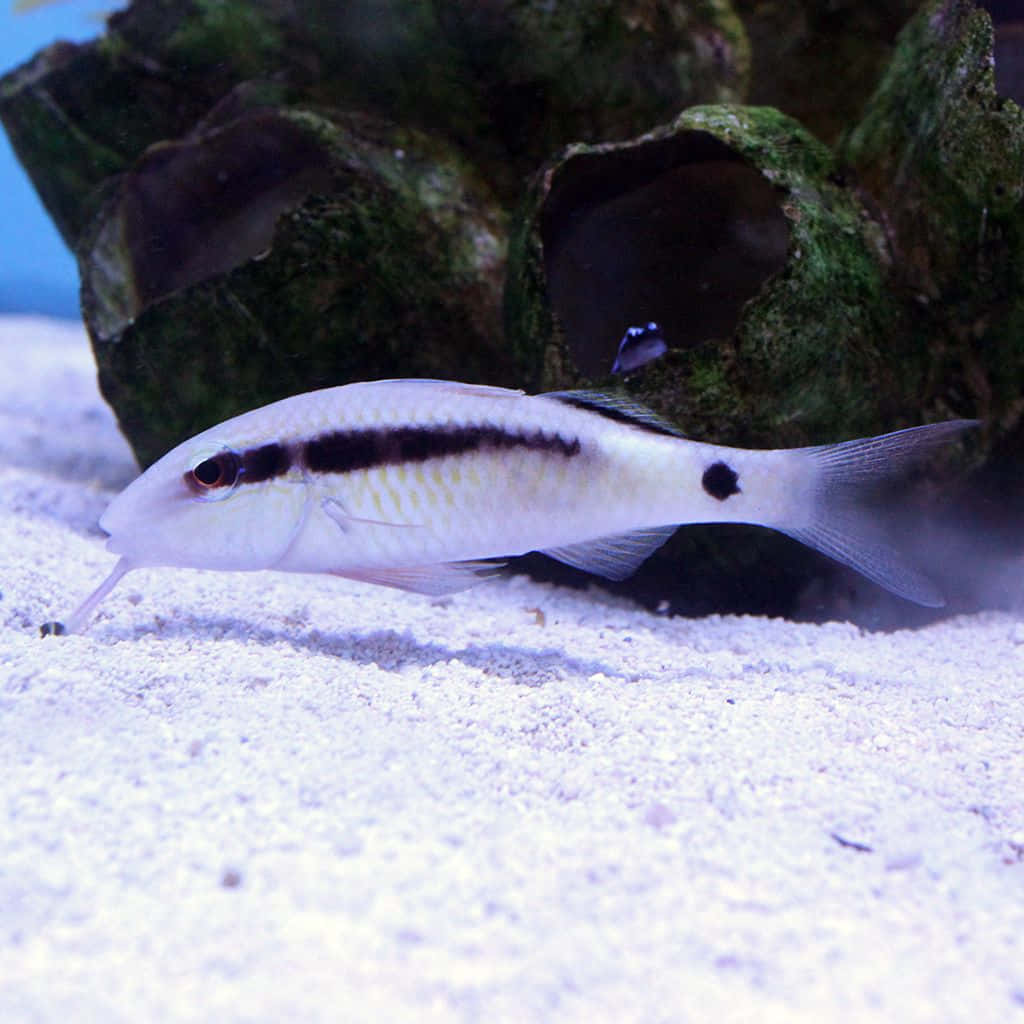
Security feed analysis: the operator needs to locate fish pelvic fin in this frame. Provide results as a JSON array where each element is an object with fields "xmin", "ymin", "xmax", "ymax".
[
  {"xmin": 331, "ymin": 560, "xmax": 506, "ymax": 596},
  {"xmin": 782, "ymin": 419, "xmax": 979, "ymax": 607}
]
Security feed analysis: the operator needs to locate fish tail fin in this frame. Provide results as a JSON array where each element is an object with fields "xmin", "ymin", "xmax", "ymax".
[{"xmin": 779, "ymin": 420, "xmax": 978, "ymax": 607}]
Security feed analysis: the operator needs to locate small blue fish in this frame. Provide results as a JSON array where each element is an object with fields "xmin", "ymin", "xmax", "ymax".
[
  {"xmin": 612, "ymin": 322, "xmax": 668, "ymax": 374},
  {"xmin": 49, "ymin": 379, "xmax": 976, "ymax": 633}
]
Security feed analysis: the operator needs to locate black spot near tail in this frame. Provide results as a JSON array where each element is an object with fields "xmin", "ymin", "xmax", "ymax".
[{"xmin": 703, "ymin": 461, "xmax": 740, "ymax": 501}]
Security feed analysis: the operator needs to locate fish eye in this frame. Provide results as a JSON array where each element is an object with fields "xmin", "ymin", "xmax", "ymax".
[{"xmin": 185, "ymin": 448, "xmax": 242, "ymax": 499}]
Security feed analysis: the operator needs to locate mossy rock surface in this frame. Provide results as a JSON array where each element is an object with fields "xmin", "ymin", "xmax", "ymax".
[{"xmin": 82, "ymin": 106, "xmax": 511, "ymax": 468}]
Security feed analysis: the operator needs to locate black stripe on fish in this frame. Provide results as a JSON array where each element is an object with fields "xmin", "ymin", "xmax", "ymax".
[
  {"xmin": 302, "ymin": 424, "xmax": 581, "ymax": 476},
  {"xmin": 241, "ymin": 443, "xmax": 292, "ymax": 483}
]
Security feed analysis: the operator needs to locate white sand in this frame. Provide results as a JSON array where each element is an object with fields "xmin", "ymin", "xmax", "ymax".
[{"xmin": 1, "ymin": 315, "xmax": 1022, "ymax": 1023}]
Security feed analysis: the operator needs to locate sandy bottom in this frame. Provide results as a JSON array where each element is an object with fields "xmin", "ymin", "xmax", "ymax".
[{"xmin": 2, "ymin": 316, "xmax": 1022, "ymax": 1022}]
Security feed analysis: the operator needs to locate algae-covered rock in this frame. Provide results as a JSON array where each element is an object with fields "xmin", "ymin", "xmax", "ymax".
[
  {"xmin": 735, "ymin": 0, "xmax": 921, "ymax": 144},
  {"xmin": 0, "ymin": 0, "xmax": 749, "ymax": 240},
  {"xmin": 842, "ymin": 0, "xmax": 1024, "ymax": 431},
  {"xmin": 425, "ymin": 0, "xmax": 750, "ymax": 196},
  {"xmin": 83, "ymin": 104, "xmax": 511, "ymax": 469}
]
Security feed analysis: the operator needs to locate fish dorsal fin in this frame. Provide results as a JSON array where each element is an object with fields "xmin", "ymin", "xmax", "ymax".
[
  {"xmin": 542, "ymin": 390, "xmax": 686, "ymax": 438},
  {"xmin": 541, "ymin": 526, "xmax": 677, "ymax": 581},
  {"xmin": 331, "ymin": 560, "xmax": 506, "ymax": 596},
  {"xmin": 362, "ymin": 379, "xmax": 525, "ymax": 400}
]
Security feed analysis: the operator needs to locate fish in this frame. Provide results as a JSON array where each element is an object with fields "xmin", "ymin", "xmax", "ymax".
[
  {"xmin": 46, "ymin": 379, "xmax": 977, "ymax": 634},
  {"xmin": 611, "ymin": 322, "xmax": 668, "ymax": 374}
]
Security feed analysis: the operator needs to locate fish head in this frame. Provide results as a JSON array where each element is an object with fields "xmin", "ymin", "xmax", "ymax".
[{"xmin": 100, "ymin": 430, "xmax": 308, "ymax": 571}]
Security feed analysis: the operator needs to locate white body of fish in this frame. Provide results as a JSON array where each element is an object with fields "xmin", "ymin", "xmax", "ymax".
[{"xmin": 56, "ymin": 379, "xmax": 974, "ymax": 633}]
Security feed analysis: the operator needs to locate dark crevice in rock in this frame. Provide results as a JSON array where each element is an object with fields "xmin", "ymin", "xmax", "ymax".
[
  {"xmin": 540, "ymin": 132, "xmax": 790, "ymax": 377},
  {"xmin": 86, "ymin": 111, "xmax": 334, "ymax": 340}
]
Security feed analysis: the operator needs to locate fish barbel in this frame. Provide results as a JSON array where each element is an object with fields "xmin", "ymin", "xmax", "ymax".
[{"xmin": 52, "ymin": 379, "xmax": 976, "ymax": 633}]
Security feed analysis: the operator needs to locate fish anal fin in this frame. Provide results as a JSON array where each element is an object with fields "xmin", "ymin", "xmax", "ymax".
[
  {"xmin": 331, "ymin": 560, "xmax": 506, "ymax": 596},
  {"xmin": 542, "ymin": 526, "xmax": 677, "ymax": 581}
]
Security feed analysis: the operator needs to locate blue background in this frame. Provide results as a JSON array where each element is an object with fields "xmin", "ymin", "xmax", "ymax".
[{"xmin": 0, "ymin": 2, "xmax": 121, "ymax": 317}]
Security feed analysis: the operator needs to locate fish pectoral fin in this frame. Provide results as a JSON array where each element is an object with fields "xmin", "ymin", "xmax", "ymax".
[
  {"xmin": 331, "ymin": 560, "xmax": 506, "ymax": 596},
  {"xmin": 541, "ymin": 526, "xmax": 677, "ymax": 581},
  {"xmin": 321, "ymin": 496, "xmax": 422, "ymax": 531}
]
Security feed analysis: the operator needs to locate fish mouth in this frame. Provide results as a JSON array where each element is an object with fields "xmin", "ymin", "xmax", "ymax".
[
  {"xmin": 98, "ymin": 495, "xmax": 136, "ymax": 552},
  {"xmin": 96, "ymin": 474, "xmax": 173, "ymax": 562},
  {"xmin": 104, "ymin": 533, "xmax": 130, "ymax": 555}
]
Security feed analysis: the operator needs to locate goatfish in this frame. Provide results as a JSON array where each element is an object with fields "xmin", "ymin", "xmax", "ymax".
[{"xmin": 47, "ymin": 379, "xmax": 976, "ymax": 634}]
